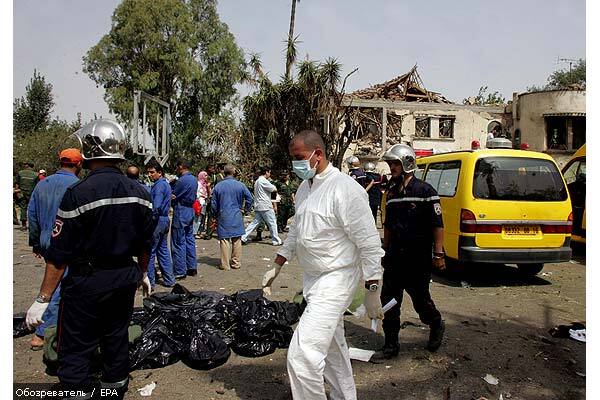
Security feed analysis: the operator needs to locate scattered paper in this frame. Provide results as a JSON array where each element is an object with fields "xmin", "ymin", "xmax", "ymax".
[
  {"xmin": 371, "ymin": 319, "xmax": 378, "ymax": 332},
  {"xmin": 382, "ymin": 298, "xmax": 398, "ymax": 313},
  {"xmin": 262, "ymin": 258, "xmax": 270, "ymax": 261},
  {"xmin": 137, "ymin": 382, "xmax": 156, "ymax": 396},
  {"xmin": 569, "ymin": 329, "xmax": 586, "ymax": 342},
  {"xmin": 348, "ymin": 347, "xmax": 375, "ymax": 362},
  {"xmin": 483, "ymin": 374, "xmax": 499, "ymax": 385}
]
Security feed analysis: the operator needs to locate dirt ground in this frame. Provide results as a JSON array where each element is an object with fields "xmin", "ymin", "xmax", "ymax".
[{"xmin": 13, "ymin": 221, "xmax": 586, "ymax": 400}]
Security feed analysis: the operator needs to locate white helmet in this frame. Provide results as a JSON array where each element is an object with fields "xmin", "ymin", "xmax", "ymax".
[
  {"xmin": 346, "ymin": 155, "xmax": 360, "ymax": 168},
  {"xmin": 381, "ymin": 144, "xmax": 417, "ymax": 173},
  {"xmin": 363, "ymin": 162, "xmax": 376, "ymax": 172},
  {"xmin": 71, "ymin": 119, "xmax": 127, "ymax": 161}
]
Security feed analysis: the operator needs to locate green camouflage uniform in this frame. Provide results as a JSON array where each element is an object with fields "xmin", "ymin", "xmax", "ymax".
[
  {"xmin": 16, "ymin": 168, "xmax": 39, "ymax": 224},
  {"xmin": 276, "ymin": 179, "xmax": 296, "ymax": 231}
]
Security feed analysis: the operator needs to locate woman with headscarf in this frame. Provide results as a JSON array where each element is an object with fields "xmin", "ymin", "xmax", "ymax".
[{"xmin": 193, "ymin": 170, "xmax": 209, "ymax": 238}]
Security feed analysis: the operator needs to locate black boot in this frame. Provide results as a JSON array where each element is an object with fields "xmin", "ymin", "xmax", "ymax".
[
  {"xmin": 426, "ymin": 320, "xmax": 445, "ymax": 352},
  {"xmin": 370, "ymin": 341, "xmax": 399, "ymax": 363}
]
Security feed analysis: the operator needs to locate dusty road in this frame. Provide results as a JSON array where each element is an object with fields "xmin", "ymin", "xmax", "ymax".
[{"xmin": 13, "ymin": 224, "xmax": 585, "ymax": 400}]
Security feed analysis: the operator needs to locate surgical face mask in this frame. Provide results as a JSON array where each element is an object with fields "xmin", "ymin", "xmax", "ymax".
[{"xmin": 292, "ymin": 150, "xmax": 317, "ymax": 180}]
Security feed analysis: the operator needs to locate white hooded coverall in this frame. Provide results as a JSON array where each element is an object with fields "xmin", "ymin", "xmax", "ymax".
[{"xmin": 277, "ymin": 164, "xmax": 384, "ymax": 400}]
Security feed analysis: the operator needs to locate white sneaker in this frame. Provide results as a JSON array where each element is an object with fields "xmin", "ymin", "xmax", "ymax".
[{"xmin": 272, "ymin": 238, "xmax": 283, "ymax": 246}]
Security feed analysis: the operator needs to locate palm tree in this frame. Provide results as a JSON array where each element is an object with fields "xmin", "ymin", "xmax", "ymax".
[{"xmin": 285, "ymin": 0, "xmax": 300, "ymax": 80}]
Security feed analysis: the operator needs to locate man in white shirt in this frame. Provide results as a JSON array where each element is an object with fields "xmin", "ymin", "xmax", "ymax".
[
  {"xmin": 262, "ymin": 130, "xmax": 384, "ymax": 400},
  {"xmin": 241, "ymin": 166, "xmax": 283, "ymax": 246}
]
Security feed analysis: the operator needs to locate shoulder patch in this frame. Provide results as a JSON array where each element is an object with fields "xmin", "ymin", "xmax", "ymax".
[
  {"xmin": 52, "ymin": 219, "xmax": 64, "ymax": 237},
  {"xmin": 434, "ymin": 203, "xmax": 442, "ymax": 215}
]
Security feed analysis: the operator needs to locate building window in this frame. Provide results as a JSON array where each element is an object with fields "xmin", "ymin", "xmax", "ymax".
[
  {"xmin": 415, "ymin": 116, "xmax": 430, "ymax": 137},
  {"xmin": 546, "ymin": 116, "xmax": 568, "ymax": 150},
  {"xmin": 439, "ymin": 117, "xmax": 455, "ymax": 138}
]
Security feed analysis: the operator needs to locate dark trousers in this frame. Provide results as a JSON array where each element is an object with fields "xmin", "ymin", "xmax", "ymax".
[
  {"xmin": 277, "ymin": 203, "xmax": 294, "ymax": 231},
  {"xmin": 381, "ymin": 253, "xmax": 441, "ymax": 345},
  {"xmin": 57, "ymin": 283, "xmax": 137, "ymax": 386},
  {"xmin": 369, "ymin": 202, "xmax": 379, "ymax": 223}
]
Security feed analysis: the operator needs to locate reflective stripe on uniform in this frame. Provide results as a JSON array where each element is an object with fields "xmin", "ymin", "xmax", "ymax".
[
  {"xmin": 57, "ymin": 197, "xmax": 153, "ymax": 219},
  {"xmin": 386, "ymin": 196, "xmax": 440, "ymax": 205}
]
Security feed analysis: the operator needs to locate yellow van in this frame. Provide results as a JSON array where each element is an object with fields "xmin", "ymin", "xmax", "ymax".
[
  {"xmin": 561, "ymin": 144, "xmax": 586, "ymax": 244},
  {"xmin": 415, "ymin": 148, "xmax": 572, "ymax": 275}
]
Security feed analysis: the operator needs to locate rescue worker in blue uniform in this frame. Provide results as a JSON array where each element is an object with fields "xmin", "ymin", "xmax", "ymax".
[
  {"xmin": 347, "ymin": 155, "xmax": 368, "ymax": 188},
  {"xmin": 363, "ymin": 161, "xmax": 384, "ymax": 223},
  {"xmin": 146, "ymin": 160, "xmax": 175, "ymax": 288},
  {"xmin": 27, "ymin": 148, "xmax": 83, "ymax": 350},
  {"xmin": 171, "ymin": 159, "xmax": 198, "ymax": 279},
  {"xmin": 25, "ymin": 119, "xmax": 155, "ymax": 399},
  {"xmin": 372, "ymin": 144, "xmax": 446, "ymax": 362}
]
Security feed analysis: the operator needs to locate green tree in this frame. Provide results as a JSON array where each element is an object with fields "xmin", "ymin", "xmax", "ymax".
[
  {"xmin": 527, "ymin": 59, "xmax": 586, "ymax": 92},
  {"xmin": 242, "ymin": 57, "xmax": 357, "ymax": 170},
  {"xmin": 13, "ymin": 69, "xmax": 55, "ymax": 134},
  {"xmin": 463, "ymin": 86, "xmax": 505, "ymax": 106},
  {"xmin": 83, "ymin": 0, "xmax": 246, "ymax": 163},
  {"xmin": 547, "ymin": 59, "xmax": 585, "ymax": 89}
]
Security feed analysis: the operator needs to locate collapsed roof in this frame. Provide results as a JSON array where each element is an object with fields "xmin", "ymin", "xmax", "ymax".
[{"xmin": 349, "ymin": 65, "xmax": 453, "ymax": 103}]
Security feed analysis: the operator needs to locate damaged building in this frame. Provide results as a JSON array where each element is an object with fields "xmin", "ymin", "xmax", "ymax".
[
  {"xmin": 340, "ymin": 66, "xmax": 506, "ymax": 171},
  {"xmin": 508, "ymin": 88, "xmax": 586, "ymax": 168}
]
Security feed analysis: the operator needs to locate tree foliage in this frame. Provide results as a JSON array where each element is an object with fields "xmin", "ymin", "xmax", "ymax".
[
  {"xmin": 13, "ymin": 118, "xmax": 83, "ymax": 174},
  {"xmin": 527, "ymin": 59, "xmax": 586, "ymax": 92},
  {"xmin": 242, "ymin": 56, "xmax": 356, "ymax": 170},
  {"xmin": 547, "ymin": 59, "xmax": 585, "ymax": 89},
  {"xmin": 462, "ymin": 86, "xmax": 505, "ymax": 105},
  {"xmin": 83, "ymin": 0, "xmax": 246, "ymax": 166},
  {"xmin": 13, "ymin": 69, "xmax": 55, "ymax": 135}
]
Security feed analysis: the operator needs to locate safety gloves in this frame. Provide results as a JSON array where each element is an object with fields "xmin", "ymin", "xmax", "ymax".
[
  {"xmin": 262, "ymin": 264, "xmax": 282, "ymax": 296},
  {"xmin": 140, "ymin": 272, "xmax": 152, "ymax": 297},
  {"xmin": 26, "ymin": 301, "xmax": 49, "ymax": 329},
  {"xmin": 364, "ymin": 283, "xmax": 384, "ymax": 320}
]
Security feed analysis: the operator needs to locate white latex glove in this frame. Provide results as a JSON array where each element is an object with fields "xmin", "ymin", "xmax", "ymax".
[
  {"xmin": 140, "ymin": 272, "xmax": 152, "ymax": 297},
  {"xmin": 26, "ymin": 301, "xmax": 49, "ymax": 329},
  {"xmin": 262, "ymin": 264, "xmax": 282, "ymax": 296},
  {"xmin": 364, "ymin": 283, "xmax": 383, "ymax": 320}
]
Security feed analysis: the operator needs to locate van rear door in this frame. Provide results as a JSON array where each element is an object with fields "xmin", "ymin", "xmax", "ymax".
[{"xmin": 468, "ymin": 156, "xmax": 571, "ymax": 249}]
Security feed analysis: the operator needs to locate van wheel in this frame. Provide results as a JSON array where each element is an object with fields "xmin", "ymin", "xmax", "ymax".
[{"xmin": 517, "ymin": 263, "xmax": 544, "ymax": 276}]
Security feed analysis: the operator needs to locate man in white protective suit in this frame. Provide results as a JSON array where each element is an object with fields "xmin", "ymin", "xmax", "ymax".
[{"xmin": 262, "ymin": 130, "xmax": 385, "ymax": 400}]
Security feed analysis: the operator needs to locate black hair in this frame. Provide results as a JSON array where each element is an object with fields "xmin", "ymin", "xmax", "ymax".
[
  {"xmin": 176, "ymin": 160, "xmax": 192, "ymax": 170},
  {"xmin": 146, "ymin": 160, "xmax": 163, "ymax": 174},
  {"xmin": 290, "ymin": 130, "xmax": 326, "ymax": 153}
]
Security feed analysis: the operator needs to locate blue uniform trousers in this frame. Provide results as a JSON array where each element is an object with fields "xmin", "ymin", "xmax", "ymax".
[
  {"xmin": 171, "ymin": 210, "xmax": 197, "ymax": 276},
  {"xmin": 148, "ymin": 217, "xmax": 175, "ymax": 287}
]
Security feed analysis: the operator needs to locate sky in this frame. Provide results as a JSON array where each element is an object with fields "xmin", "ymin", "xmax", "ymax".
[{"xmin": 12, "ymin": 0, "xmax": 586, "ymax": 123}]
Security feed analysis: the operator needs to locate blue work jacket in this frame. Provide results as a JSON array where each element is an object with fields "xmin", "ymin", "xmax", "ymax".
[
  {"xmin": 211, "ymin": 176, "xmax": 253, "ymax": 239},
  {"xmin": 172, "ymin": 171, "xmax": 197, "ymax": 227},
  {"xmin": 150, "ymin": 177, "xmax": 171, "ymax": 220},
  {"xmin": 28, "ymin": 169, "xmax": 79, "ymax": 255}
]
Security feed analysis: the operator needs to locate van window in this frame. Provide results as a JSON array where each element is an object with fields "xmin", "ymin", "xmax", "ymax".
[
  {"xmin": 414, "ymin": 165, "xmax": 426, "ymax": 180},
  {"xmin": 424, "ymin": 161, "xmax": 461, "ymax": 197},
  {"xmin": 563, "ymin": 158, "xmax": 586, "ymax": 185},
  {"xmin": 473, "ymin": 157, "xmax": 567, "ymax": 201}
]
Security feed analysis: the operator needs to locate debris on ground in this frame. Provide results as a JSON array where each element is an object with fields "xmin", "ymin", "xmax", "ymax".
[
  {"xmin": 348, "ymin": 347, "xmax": 375, "ymax": 362},
  {"xmin": 483, "ymin": 373, "xmax": 499, "ymax": 385},
  {"xmin": 568, "ymin": 329, "xmax": 586, "ymax": 342},
  {"xmin": 137, "ymin": 382, "xmax": 156, "ymax": 396},
  {"xmin": 548, "ymin": 322, "xmax": 586, "ymax": 341}
]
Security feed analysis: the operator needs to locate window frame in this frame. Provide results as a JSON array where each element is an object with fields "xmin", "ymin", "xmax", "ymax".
[{"xmin": 423, "ymin": 160, "xmax": 462, "ymax": 197}]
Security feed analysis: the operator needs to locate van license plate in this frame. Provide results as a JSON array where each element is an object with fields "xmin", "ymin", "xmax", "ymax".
[{"xmin": 503, "ymin": 225, "xmax": 540, "ymax": 235}]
